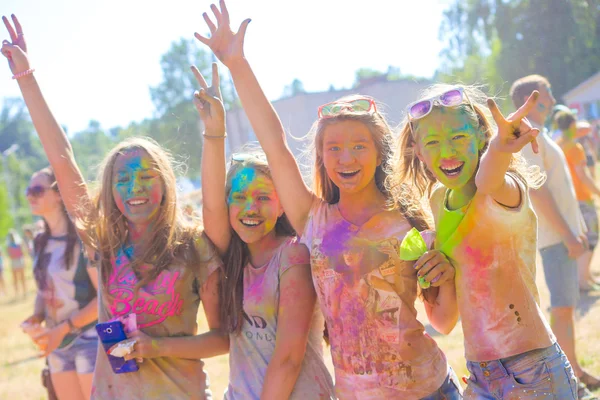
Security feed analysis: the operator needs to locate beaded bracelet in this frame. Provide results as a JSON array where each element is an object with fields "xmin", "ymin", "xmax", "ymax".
[
  {"xmin": 12, "ymin": 68, "xmax": 35, "ymax": 80},
  {"xmin": 203, "ymin": 132, "xmax": 227, "ymax": 139}
]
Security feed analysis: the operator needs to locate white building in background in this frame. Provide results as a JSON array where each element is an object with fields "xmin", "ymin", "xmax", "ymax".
[
  {"xmin": 564, "ymin": 71, "xmax": 600, "ymax": 124},
  {"xmin": 224, "ymin": 77, "xmax": 430, "ymax": 159}
]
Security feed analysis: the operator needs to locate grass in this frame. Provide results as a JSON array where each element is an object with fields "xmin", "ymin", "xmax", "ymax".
[{"xmin": 1, "ymin": 255, "xmax": 599, "ymax": 399}]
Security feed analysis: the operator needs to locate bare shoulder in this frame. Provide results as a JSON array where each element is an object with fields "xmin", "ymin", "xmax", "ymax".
[
  {"xmin": 429, "ymin": 184, "xmax": 446, "ymax": 218},
  {"xmin": 281, "ymin": 241, "xmax": 311, "ymax": 267}
]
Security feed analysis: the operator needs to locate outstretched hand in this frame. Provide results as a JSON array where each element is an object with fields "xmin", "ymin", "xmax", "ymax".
[
  {"xmin": 194, "ymin": 0, "xmax": 251, "ymax": 68},
  {"xmin": 192, "ymin": 62, "xmax": 225, "ymax": 136},
  {"xmin": 487, "ymin": 91, "xmax": 540, "ymax": 154},
  {"xmin": 1, "ymin": 14, "xmax": 31, "ymax": 75}
]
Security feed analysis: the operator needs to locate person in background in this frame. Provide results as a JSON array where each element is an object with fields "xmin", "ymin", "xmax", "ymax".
[
  {"xmin": 23, "ymin": 225, "xmax": 36, "ymax": 257},
  {"xmin": 510, "ymin": 75, "xmax": 600, "ymax": 399},
  {"xmin": 22, "ymin": 167, "xmax": 99, "ymax": 400},
  {"xmin": 575, "ymin": 120, "xmax": 597, "ymax": 180},
  {"xmin": 6, "ymin": 229, "xmax": 26, "ymax": 298},
  {"xmin": 0, "ymin": 249, "xmax": 6, "ymax": 296},
  {"xmin": 554, "ymin": 111, "xmax": 600, "ymax": 292}
]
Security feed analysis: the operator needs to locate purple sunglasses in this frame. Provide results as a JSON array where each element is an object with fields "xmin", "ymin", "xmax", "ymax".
[{"xmin": 406, "ymin": 88, "xmax": 473, "ymax": 121}]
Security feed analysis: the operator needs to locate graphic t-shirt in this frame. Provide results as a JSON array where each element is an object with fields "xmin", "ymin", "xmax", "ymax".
[
  {"xmin": 33, "ymin": 236, "xmax": 97, "ymax": 345},
  {"xmin": 301, "ymin": 201, "xmax": 448, "ymax": 400},
  {"xmin": 434, "ymin": 175, "xmax": 556, "ymax": 362},
  {"xmin": 226, "ymin": 238, "xmax": 335, "ymax": 400},
  {"xmin": 91, "ymin": 234, "xmax": 222, "ymax": 400},
  {"xmin": 557, "ymin": 140, "xmax": 592, "ymax": 202}
]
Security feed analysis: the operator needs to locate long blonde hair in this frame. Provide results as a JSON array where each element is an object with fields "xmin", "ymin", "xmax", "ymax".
[
  {"xmin": 79, "ymin": 137, "xmax": 210, "ymax": 294},
  {"xmin": 307, "ymin": 94, "xmax": 429, "ymax": 231},
  {"xmin": 389, "ymin": 84, "xmax": 545, "ymax": 199}
]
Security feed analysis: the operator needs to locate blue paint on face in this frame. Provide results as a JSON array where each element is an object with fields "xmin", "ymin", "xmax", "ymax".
[{"xmin": 228, "ymin": 167, "xmax": 257, "ymax": 205}]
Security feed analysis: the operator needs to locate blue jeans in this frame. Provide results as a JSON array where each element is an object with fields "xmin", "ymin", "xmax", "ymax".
[
  {"xmin": 464, "ymin": 343, "xmax": 577, "ymax": 399},
  {"xmin": 47, "ymin": 332, "xmax": 98, "ymax": 374},
  {"xmin": 421, "ymin": 368, "xmax": 463, "ymax": 400}
]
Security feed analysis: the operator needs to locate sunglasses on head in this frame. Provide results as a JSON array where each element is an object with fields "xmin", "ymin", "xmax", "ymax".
[
  {"xmin": 231, "ymin": 152, "xmax": 268, "ymax": 163},
  {"xmin": 25, "ymin": 185, "xmax": 51, "ymax": 198},
  {"xmin": 406, "ymin": 88, "xmax": 473, "ymax": 121},
  {"xmin": 318, "ymin": 98, "xmax": 377, "ymax": 119}
]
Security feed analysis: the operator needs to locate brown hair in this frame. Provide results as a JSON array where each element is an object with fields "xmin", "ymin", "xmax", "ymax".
[
  {"xmin": 391, "ymin": 84, "xmax": 545, "ymax": 200},
  {"xmin": 32, "ymin": 168, "xmax": 80, "ymax": 289},
  {"xmin": 554, "ymin": 111, "xmax": 577, "ymax": 132},
  {"xmin": 78, "ymin": 137, "xmax": 212, "ymax": 298},
  {"xmin": 510, "ymin": 75, "xmax": 550, "ymax": 109},
  {"xmin": 220, "ymin": 151, "xmax": 296, "ymax": 334}
]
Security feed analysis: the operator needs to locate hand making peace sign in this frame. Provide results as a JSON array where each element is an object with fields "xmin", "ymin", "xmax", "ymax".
[
  {"xmin": 1, "ymin": 14, "xmax": 31, "ymax": 76},
  {"xmin": 194, "ymin": 0, "xmax": 251, "ymax": 68},
  {"xmin": 487, "ymin": 91, "xmax": 541, "ymax": 154},
  {"xmin": 192, "ymin": 62, "xmax": 225, "ymax": 136}
]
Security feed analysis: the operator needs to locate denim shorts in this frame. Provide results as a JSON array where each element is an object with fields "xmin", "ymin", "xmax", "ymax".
[
  {"xmin": 421, "ymin": 367, "xmax": 463, "ymax": 399},
  {"xmin": 47, "ymin": 332, "xmax": 98, "ymax": 374},
  {"xmin": 464, "ymin": 343, "xmax": 577, "ymax": 399},
  {"xmin": 539, "ymin": 243, "xmax": 579, "ymax": 308}
]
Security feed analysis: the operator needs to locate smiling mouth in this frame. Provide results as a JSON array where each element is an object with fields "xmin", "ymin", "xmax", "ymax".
[
  {"xmin": 240, "ymin": 218, "xmax": 264, "ymax": 228},
  {"xmin": 439, "ymin": 162, "xmax": 465, "ymax": 177},
  {"xmin": 338, "ymin": 170, "xmax": 360, "ymax": 179},
  {"xmin": 126, "ymin": 199, "xmax": 149, "ymax": 206}
]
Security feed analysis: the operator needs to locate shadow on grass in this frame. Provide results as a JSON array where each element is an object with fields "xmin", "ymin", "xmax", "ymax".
[{"xmin": 577, "ymin": 289, "xmax": 600, "ymax": 318}]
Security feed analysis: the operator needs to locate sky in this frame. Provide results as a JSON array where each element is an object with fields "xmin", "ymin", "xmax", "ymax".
[{"xmin": 0, "ymin": 0, "xmax": 452, "ymax": 134}]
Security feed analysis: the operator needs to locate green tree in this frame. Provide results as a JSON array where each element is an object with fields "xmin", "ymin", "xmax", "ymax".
[
  {"xmin": 438, "ymin": 0, "xmax": 600, "ymax": 103},
  {"xmin": 282, "ymin": 79, "xmax": 306, "ymax": 98},
  {"xmin": 149, "ymin": 38, "xmax": 235, "ymax": 177},
  {"xmin": 71, "ymin": 120, "xmax": 116, "ymax": 180},
  {"xmin": 0, "ymin": 182, "xmax": 13, "ymax": 238}
]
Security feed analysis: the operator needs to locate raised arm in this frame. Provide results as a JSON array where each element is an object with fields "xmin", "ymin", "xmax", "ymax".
[
  {"xmin": 193, "ymin": 63, "xmax": 231, "ymax": 255},
  {"xmin": 1, "ymin": 16, "xmax": 92, "ymax": 238},
  {"xmin": 261, "ymin": 243, "xmax": 316, "ymax": 399},
  {"xmin": 194, "ymin": 1, "xmax": 315, "ymax": 233},
  {"xmin": 475, "ymin": 91, "xmax": 540, "ymax": 208}
]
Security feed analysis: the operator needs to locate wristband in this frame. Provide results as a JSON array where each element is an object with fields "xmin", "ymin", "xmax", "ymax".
[
  {"xmin": 66, "ymin": 317, "xmax": 81, "ymax": 334},
  {"xmin": 12, "ymin": 68, "xmax": 35, "ymax": 80},
  {"xmin": 203, "ymin": 132, "xmax": 227, "ymax": 139}
]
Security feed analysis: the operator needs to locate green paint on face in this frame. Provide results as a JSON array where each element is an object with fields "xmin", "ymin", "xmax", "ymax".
[{"xmin": 415, "ymin": 108, "xmax": 481, "ymax": 191}]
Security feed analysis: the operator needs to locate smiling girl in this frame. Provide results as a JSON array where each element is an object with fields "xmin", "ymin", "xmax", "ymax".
[
  {"xmin": 195, "ymin": 2, "xmax": 461, "ymax": 399},
  {"xmin": 190, "ymin": 63, "xmax": 334, "ymax": 399},
  {"xmin": 393, "ymin": 84, "xmax": 577, "ymax": 399},
  {"xmin": 2, "ymin": 15, "xmax": 223, "ymax": 400}
]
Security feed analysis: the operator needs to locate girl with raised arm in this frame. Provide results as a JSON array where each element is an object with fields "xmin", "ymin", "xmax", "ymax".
[
  {"xmin": 195, "ymin": 2, "xmax": 462, "ymax": 399},
  {"xmin": 22, "ymin": 167, "xmax": 98, "ymax": 400},
  {"xmin": 392, "ymin": 85, "xmax": 577, "ymax": 398},
  {"xmin": 192, "ymin": 63, "xmax": 334, "ymax": 399},
  {"xmin": 2, "ymin": 15, "xmax": 224, "ymax": 400}
]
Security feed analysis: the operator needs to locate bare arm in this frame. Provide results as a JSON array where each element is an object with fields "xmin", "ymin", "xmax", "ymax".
[
  {"xmin": 2, "ymin": 16, "xmax": 92, "ymax": 241},
  {"xmin": 195, "ymin": 1, "xmax": 315, "ymax": 234},
  {"xmin": 261, "ymin": 244, "xmax": 316, "ymax": 399},
  {"xmin": 123, "ymin": 270, "xmax": 230, "ymax": 360},
  {"xmin": 575, "ymin": 164, "xmax": 600, "ymax": 197},
  {"xmin": 529, "ymin": 184, "xmax": 586, "ymax": 258},
  {"xmin": 423, "ymin": 280, "xmax": 458, "ymax": 335},
  {"xmin": 193, "ymin": 64, "xmax": 231, "ymax": 255}
]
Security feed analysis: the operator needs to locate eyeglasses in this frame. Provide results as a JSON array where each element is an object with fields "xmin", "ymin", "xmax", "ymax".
[
  {"xmin": 25, "ymin": 185, "xmax": 51, "ymax": 198},
  {"xmin": 406, "ymin": 87, "xmax": 473, "ymax": 121},
  {"xmin": 318, "ymin": 98, "xmax": 377, "ymax": 119}
]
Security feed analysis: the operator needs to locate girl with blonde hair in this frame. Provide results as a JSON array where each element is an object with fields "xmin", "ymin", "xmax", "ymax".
[
  {"xmin": 393, "ymin": 84, "xmax": 577, "ymax": 399},
  {"xmin": 195, "ymin": 2, "xmax": 462, "ymax": 398},
  {"xmin": 2, "ymin": 15, "xmax": 225, "ymax": 400}
]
